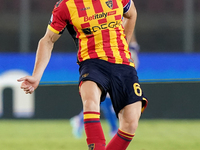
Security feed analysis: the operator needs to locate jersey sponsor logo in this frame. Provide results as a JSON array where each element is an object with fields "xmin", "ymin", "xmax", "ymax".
[
  {"xmin": 105, "ymin": 0, "xmax": 113, "ymax": 9},
  {"xmin": 82, "ymin": 20, "xmax": 121, "ymax": 35},
  {"xmin": 84, "ymin": 12, "xmax": 108, "ymax": 22},
  {"xmin": 108, "ymin": 10, "xmax": 116, "ymax": 16},
  {"xmin": 82, "ymin": 28, "xmax": 92, "ymax": 35},
  {"xmin": 84, "ymin": 11, "xmax": 116, "ymax": 22}
]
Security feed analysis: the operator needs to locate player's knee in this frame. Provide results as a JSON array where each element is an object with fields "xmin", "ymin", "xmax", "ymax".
[
  {"xmin": 120, "ymin": 119, "xmax": 139, "ymax": 134},
  {"xmin": 130, "ymin": 121, "xmax": 139, "ymax": 131},
  {"xmin": 83, "ymin": 99, "xmax": 100, "ymax": 112},
  {"xmin": 127, "ymin": 120, "xmax": 139, "ymax": 133}
]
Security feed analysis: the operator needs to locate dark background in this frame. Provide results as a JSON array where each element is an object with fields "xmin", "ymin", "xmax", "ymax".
[
  {"xmin": 0, "ymin": 0, "xmax": 200, "ymax": 53},
  {"xmin": 2, "ymin": 83, "xmax": 200, "ymax": 119}
]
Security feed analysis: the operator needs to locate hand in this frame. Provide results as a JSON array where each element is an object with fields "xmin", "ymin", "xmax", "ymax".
[{"xmin": 17, "ymin": 76, "xmax": 40, "ymax": 94}]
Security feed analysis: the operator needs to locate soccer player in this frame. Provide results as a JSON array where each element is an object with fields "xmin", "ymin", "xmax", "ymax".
[
  {"xmin": 18, "ymin": 0, "xmax": 148, "ymax": 149},
  {"xmin": 70, "ymin": 33, "xmax": 140, "ymax": 139}
]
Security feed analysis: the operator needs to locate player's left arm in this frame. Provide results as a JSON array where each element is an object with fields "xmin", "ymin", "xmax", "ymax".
[{"xmin": 123, "ymin": 0, "xmax": 137, "ymax": 44}]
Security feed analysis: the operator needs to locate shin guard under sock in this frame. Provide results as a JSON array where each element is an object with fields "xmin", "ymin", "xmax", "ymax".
[{"xmin": 84, "ymin": 111, "xmax": 106, "ymax": 150}]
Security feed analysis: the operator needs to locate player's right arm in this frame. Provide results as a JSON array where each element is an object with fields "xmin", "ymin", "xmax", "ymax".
[
  {"xmin": 32, "ymin": 28, "xmax": 61, "ymax": 81},
  {"xmin": 18, "ymin": 1, "xmax": 67, "ymax": 94},
  {"xmin": 17, "ymin": 29, "xmax": 61, "ymax": 94}
]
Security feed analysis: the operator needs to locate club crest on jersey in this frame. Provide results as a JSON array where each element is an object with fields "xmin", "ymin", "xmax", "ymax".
[{"xmin": 106, "ymin": 0, "xmax": 113, "ymax": 9}]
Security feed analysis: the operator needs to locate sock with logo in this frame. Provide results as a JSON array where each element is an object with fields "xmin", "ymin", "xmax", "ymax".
[
  {"xmin": 84, "ymin": 111, "xmax": 106, "ymax": 150},
  {"xmin": 106, "ymin": 129, "xmax": 135, "ymax": 150}
]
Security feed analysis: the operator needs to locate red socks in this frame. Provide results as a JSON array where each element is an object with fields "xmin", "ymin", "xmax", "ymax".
[
  {"xmin": 84, "ymin": 112, "xmax": 106, "ymax": 150},
  {"xmin": 84, "ymin": 112, "xmax": 134, "ymax": 150},
  {"xmin": 105, "ymin": 129, "xmax": 135, "ymax": 150}
]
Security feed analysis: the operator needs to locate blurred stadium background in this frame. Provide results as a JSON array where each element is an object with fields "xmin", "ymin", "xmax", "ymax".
[{"xmin": 0, "ymin": 0, "xmax": 200, "ymax": 119}]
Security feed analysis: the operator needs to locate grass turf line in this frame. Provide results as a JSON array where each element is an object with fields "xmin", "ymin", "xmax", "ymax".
[{"xmin": 0, "ymin": 119, "xmax": 199, "ymax": 150}]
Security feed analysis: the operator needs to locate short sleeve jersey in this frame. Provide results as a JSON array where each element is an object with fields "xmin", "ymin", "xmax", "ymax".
[{"xmin": 48, "ymin": 0, "xmax": 134, "ymax": 67}]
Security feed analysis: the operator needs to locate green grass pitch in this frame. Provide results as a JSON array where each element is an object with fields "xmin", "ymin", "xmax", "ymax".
[{"xmin": 0, "ymin": 119, "xmax": 199, "ymax": 150}]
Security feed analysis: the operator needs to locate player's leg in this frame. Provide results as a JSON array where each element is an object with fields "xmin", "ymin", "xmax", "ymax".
[
  {"xmin": 101, "ymin": 96, "xmax": 118, "ymax": 137},
  {"xmin": 80, "ymin": 80, "xmax": 106, "ymax": 150},
  {"xmin": 106, "ymin": 101, "xmax": 141, "ymax": 150},
  {"xmin": 105, "ymin": 62, "xmax": 147, "ymax": 150},
  {"xmin": 118, "ymin": 101, "xmax": 141, "ymax": 134}
]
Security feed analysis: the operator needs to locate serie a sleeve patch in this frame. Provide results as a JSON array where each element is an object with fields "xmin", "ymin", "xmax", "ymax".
[{"xmin": 123, "ymin": 0, "xmax": 131, "ymax": 14}]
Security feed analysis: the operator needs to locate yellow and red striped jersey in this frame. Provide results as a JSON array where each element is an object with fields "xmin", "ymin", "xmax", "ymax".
[{"xmin": 48, "ymin": 0, "xmax": 134, "ymax": 67}]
